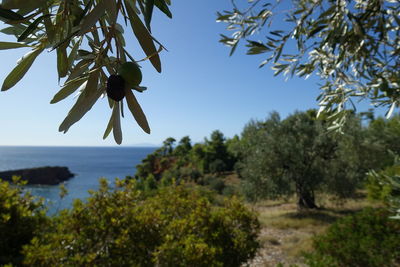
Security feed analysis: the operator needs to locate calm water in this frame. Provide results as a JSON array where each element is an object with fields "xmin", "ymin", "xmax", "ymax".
[{"xmin": 0, "ymin": 146, "xmax": 156, "ymax": 213}]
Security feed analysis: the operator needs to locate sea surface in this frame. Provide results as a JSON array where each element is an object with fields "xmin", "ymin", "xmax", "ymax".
[{"xmin": 0, "ymin": 146, "xmax": 157, "ymax": 214}]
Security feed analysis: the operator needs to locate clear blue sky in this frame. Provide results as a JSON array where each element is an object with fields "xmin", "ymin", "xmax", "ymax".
[{"xmin": 0, "ymin": 1, "xmax": 375, "ymax": 146}]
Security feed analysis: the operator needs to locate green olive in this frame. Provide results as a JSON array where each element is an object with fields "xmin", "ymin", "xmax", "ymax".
[{"xmin": 118, "ymin": 62, "xmax": 142, "ymax": 88}]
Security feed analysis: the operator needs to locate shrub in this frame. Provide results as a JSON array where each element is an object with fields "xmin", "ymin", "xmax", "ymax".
[
  {"xmin": 305, "ymin": 208, "xmax": 400, "ymax": 267},
  {"xmin": 23, "ymin": 179, "xmax": 260, "ymax": 266},
  {"xmin": 222, "ymin": 185, "xmax": 237, "ymax": 197},
  {"xmin": 209, "ymin": 177, "xmax": 226, "ymax": 194},
  {"xmin": 0, "ymin": 178, "xmax": 47, "ymax": 266},
  {"xmin": 367, "ymin": 163, "xmax": 400, "ymax": 203},
  {"xmin": 209, "ymin": 159, "xmax": 227, "ymax": 174}
]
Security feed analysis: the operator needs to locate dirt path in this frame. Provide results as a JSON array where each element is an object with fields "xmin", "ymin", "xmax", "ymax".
[
  {"xmin": 245, "ymin": 199, "xmax": 370, "ymax": 266},
  {"xmin": 249, "ymin": 227, "xmax": 309, "ymax": 266}
]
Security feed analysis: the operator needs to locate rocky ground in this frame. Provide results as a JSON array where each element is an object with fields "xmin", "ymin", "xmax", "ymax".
[{"xmin": 245, "ymin": 196, "xmax": 373, "ymax": 267}]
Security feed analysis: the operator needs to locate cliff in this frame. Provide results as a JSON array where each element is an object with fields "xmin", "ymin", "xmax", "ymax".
[{"xmin": 0, "ymin": 166, "xmax": 74, "ymax": 185}]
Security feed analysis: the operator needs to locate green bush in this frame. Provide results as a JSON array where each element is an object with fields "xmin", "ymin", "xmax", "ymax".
[
  {"xmin": 367, "ymin": 163, "xmax": 400, "ymax": 203},
  {"xmin": 0, "ymin": 178, "xmax": 47, "ymax": 266},
  {"xmin": 222, "ymin": 185, "xmax": 237, "ymax": 197},
  {"xmin": 305, "ymin": 208, "xmax": 400, "ymax": 267},
  {"xmin": 209, "ymin": 177, "xmax": 226, "ymax": 194},
  {"xmin": 23, "ymin": 179, "xmax": 260, "ymax": 266}
]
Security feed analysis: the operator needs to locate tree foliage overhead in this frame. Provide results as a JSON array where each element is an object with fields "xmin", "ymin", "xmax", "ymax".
[
  {"xmin": 0, "ymin": 0, "xmax": 172, "ymax": 144},
  {"xmin": 218, "ymin": 0, "xmax": 400, "ymax": 128}
]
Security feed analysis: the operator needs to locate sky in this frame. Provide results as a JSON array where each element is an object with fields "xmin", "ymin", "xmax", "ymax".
[{"xmin": 0, "ymin": 1, "xmax": 379, "ymax": 147}]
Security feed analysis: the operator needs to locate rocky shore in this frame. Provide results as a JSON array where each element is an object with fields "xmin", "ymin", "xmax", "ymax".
[{"xmin": 0, "ymin": 166, "xmax": 74, "ymax": 185}]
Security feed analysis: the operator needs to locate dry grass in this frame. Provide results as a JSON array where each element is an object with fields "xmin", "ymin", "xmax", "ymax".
[{"xmin": 247, "ymin": 192, "xmax": 379, "ymax": 266}]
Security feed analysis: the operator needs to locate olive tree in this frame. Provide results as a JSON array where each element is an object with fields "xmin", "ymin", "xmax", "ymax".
[
  {"xmin": 0, "ymin": 0, "xmax": 172, "ymax": 144},
  {"xmin": 218, "ymin": 0, "xmax": 400, "ymax": 128},
  {"xmin": 237, "ymin": 111, "xmax": 364, "ymax": 208}
]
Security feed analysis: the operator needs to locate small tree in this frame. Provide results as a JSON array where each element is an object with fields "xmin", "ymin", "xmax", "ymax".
[
  {"xmin": 203, "ymin": 130, "xmax": 235, "ymax": 173},
  {"xmin": 174, "ymin": 136, "xmax": 192, "ymax": 157},
  {"xmin": 237, "ymin": 110, "xmax": 364, "ymax": 208},
  {"xmin": 162, "ymin": 137, "xmax": 176, "ymax": 155}
]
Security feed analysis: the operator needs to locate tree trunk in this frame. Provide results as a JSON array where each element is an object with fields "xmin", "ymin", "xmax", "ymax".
[{"xmin": 297, "ymin": 188, "xmax": 318, "ymax": 210}]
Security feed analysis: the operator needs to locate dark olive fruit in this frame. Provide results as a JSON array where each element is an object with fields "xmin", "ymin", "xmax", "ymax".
[{"xmin": 106, "ymin": 75, "xmax": 125, "ymax": 101}]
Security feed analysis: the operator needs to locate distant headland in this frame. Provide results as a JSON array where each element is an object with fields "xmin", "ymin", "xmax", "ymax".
[{"xmin": 0, "ymin": 166, "xmax": 74, "ymax": 185}]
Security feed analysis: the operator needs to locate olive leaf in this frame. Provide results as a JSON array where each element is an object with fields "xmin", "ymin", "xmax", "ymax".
[
  {"xmin": 67, "ymin": 39, "xmax": 82, "ymax": 69},
  {"xmin": 0, "ymin": 0, "xmax": 46, "ymax": 10},
  {"xmin": 56, "ymin": 44, "xmax": 68, "ymax": 79},
  {"xmin": 1, "ymin": 47, "xmax": 43, "ymax": 91},
  {"xmin": 386, "ymin": 102, "xmax": 396, "ymax": 119},
  {"xmin": 50, "ymin": 77, "xmax": 87, "ymax": 104},
  {"xmin": 125, "ymin": 87, "xmax": 150, "ymax": 134},
  {"xmin": 112, "ymin": 102, "xmax": 122, "ymax": 144},
  {"xmin": 104, "ymin": 0, "xmax": 117, "ymax": 24},
  {"xmin": 155, "ymin": 0, "xmax": 172, "ymax": 19},
  {"xmin": 18, "ymin": 14, "xmax": 51, "ymax": 42},
  {"xmin": 77, "ymin": 0, "xmax": 106, "ymax": 36},
  {"xmin": 103, "ymin": 104, "xmax": 114, "ymax": 139},
  {"xmin": 0, "ymin": 7, "xmax": 24, "ymax": 21},
  {"xmin": 124, "ymin": 0, "xmax": 161, "ymax": 73},
  {"xmin": 144, "ymin": 0, "xmax": 154, "ymax": 31},
  {"xmin": 0, "ymin": 41, "xmax": 30, "ymax": 50},
  {"xmin": 58, "ymin": 70, "xmax": 101, "ymax": 133},
  {"xmin": 0, "ymin": 26, "xmax": 26, "ymax": 37},
  {"xmin": 42, "ymin": 6, "xmax": 55, "ymax": 44},
  {"xmin": 66, "ymin": 59, "xmax": 91, "ymax": 83}
]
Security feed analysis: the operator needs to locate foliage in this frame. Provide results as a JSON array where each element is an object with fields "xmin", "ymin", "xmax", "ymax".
[
  {"xmin": 218, "ymin": 0, "xmax": 400, "ymax": 128},
  {"xmin": 305, "ymin": 208, "xmax": 400, "ymax": 267},
  {"xmin": 367, "ymin": 160, "xmax": 400, "ymax": 203},
  {"xmin": 367, "ymin": 157, "xmax": 400, "ymax": 219},
  {"xmin": 23, "ymin": 180, "xmax": 260, "ymax": 266},
  {"xmin": 236, "ymin": 110, "xmax": 365, "ymax": 208},
  {"xmin": 134, "ymin": 132, "xmax": 237, "ymax": 194},
  {"xmin": 0, "ymin": 178, "xmax": 47, "ymax": 266},
  {"xmin": 218, "ymin": 0, "xmax": 400, "ymax": 223},
  {"xmin": 364, "ymin": 115, "xmax": 400, "ymax": 219},
  {"xmin": 203, "ymin": 130, "xmax": 236, "ymax": 173},
  {"xmin": 0, "ymin": 0, "xmax": 172, "ymax": 144},
  {"xmin": 199, "ymin": 174, "xmax": 226, "ymax": 194},
  {"xmin": 364, "ymin": 115, "xmax": 400, "ymax": 169}
]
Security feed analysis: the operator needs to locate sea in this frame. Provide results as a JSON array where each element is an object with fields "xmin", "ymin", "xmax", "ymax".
[{"xmin": 0, "ymin": 146, "xmax": 157, "ymax": 214}]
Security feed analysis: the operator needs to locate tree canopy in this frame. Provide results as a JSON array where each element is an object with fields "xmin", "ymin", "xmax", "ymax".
[
  {"xmin": 236, "ymin": 110, "xmax": 365, "ymax": 208},
  {"xmin": 218, "ymin": 0, "xmax": 400, "ymax": 128},
  {"xmin": 0, "ymin": 0, "xmax": 172, "ymax": 144}
]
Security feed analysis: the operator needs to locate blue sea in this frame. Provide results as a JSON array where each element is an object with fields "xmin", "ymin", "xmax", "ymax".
[{"xmin": 0, "ymin": 146, "xmax": 157, "ymax": 214}]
